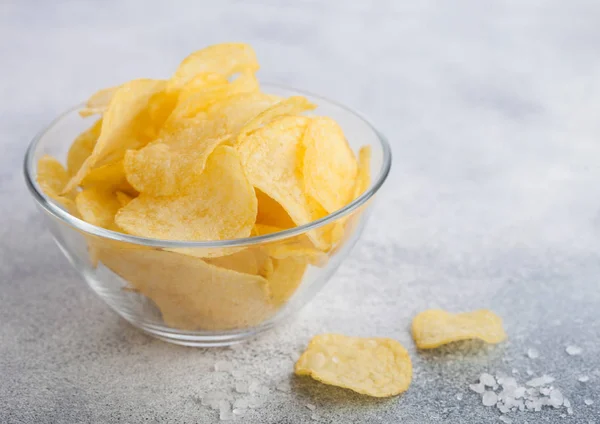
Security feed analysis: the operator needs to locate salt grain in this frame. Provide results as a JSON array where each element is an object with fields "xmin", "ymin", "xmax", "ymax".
[
  {"xmin": 233, "ymin": 398, "xmax": 250, "ymax": 409},
  {"xmin": 232, "ymin": 408, "xmax": 246, "ymax": 416},
  {"xmin": 567, "ymin": 407, "xmax": 573, "ymax": 415},
  {"xmin": 512, "ymin": 368, "xmax": 519, "ymax": 375},
  {"xmin": 235, "ymin": 382, "xmax": 249, "ymax": 394},
  {"xmin": 527, "ymin": 348, "xmax": 539, "ymax": 359},
  {"xmin": 248, "ymin": 381, "xmax": 261, "ymax": 394},
  {"xmin": 525, "ymin": 375, "xmax": 555, "ymax": 387},
  {"xmin": 499, "ymin": 417, "xmax": 512, "ymax": 424},
  {"xmin": 276, "ymin": 382, "xmax": 291, "ymax": 392},
  {"xmin": 456, "ymin": 393, "xmax": 463, "ymax": 401},
  {"xmin": 482, "ymin": 391, "xmax": 498, "ymax": 407},
  {"xmin": 578, "ymin": 375, "xmax": 590, "ymax": 383},
  {"xmin": 306, "ymin": 403, "xmax": 317, "ymax": 411},
  {"xmin": 526, "ymin": 369, "xmax": 533, "ymax": 376},
  {"xmin": 470, "ymin": 383, "xmax": 486, "ymax": 394},
  {"xmin": 566, "ymin": 345, "xmax": 582, "ymax": 356},
  {"xmin": 480, "ymin": 373, "xmax": 496, "ymax": 387},
  {"xmin": 564, "ymin": 398, "xmax": 571, "ymax": 408},
  {"xmin": 549, "ymin": 389, "xmax": 564, "ymax": 407},
  {"xmin": 584, "ymin": 399, "xmax": 594, "ymax": 406}
]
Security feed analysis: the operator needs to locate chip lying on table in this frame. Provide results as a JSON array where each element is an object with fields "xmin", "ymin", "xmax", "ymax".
[{"xmin": 35, "ymin": 43, "xmax": 372, "ymax": 331}]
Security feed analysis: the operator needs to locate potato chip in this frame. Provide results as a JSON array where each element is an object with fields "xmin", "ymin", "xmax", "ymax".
[
  {"xmin": 253, "ymin": 224, "xmax": 327, "ymax": 266},
  {"xmin": 81, "ymin": 160, "xmax": 136, "ymax": 194},
  {"xmin": 75, "ymin": 188, "xmax": 122, "ymax": 230},
  {"xmin": 354, "ymin": 146, "xmax": 372, "ymax": 199},
  {"xmin": 96, "ymin": 247, "xmax": 274, "ymax": 330},
  {"xmin": 207, "ymin": 91, "xmax": 281, "ymax": 136},
  {"xmin": 236, "ymin": 116, "xmax": 331, "ymax": 250},
  {"xmin": 63, "ymin": 79, "xmax": 167, "ymax": 193},
  {"xmin": 255, "ymin": 189, "xmax": 296, "ymax": 229},
  {"xmin": 66, "ymin": 119, "xmax": 102, "ymax": 175},
  {"xmin": 116, "ymin": 145, "xmax": 257, "ymax": 241},
  {"xmin": 236, "ymin": 96, "xmax": 316, "ymax": 144},
  {"xmin": 303, "ymin": 117, "xmax": 357, "ymax": 213},
  {"xmin": 411, "ymin": 309, "xmax": 507, "ymax": 349},
  {"xmin": 79, "ymin": 86, "xmax": 119, "ymax": 117},
  {"xmin": 205, "ymin": 248, "xmax": 272, "ymax": 278},
  {"xmin": 169, "ymin": 43, "xmax": 259, "ymax": 91},
  {"xmin": 267, "ymin": 257, "xmax": 307, "ymax": 306},
  {"xmin": 169, "ymin": 71, "xmax": 259, "ymax": 122},
  {"xmin": 115, "ymin": 191, "xmax": 134, "ymax": 207},
  {"xmin": 36, "ymin": 155, "xmax": 76, "ymax": 210},
  {"xmin": 124, "ymin": 117, "xmax": 229, "ymax": 196},
  {"xmin": 295, "ymin": 334, "xmax": 412, "ymax": 397}
]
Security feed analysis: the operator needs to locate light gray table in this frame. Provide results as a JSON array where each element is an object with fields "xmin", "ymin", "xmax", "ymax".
[{"xmin": 1, "ymin": 1, "xmax": 599, "ymax": 423}]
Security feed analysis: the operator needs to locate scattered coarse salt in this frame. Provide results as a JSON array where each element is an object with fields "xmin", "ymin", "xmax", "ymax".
[
  {"xmin": 527, "ymin": 348, "xmax": 540, "ymax": 359},
  {"xmin": 231, "ymin": 369, "xmax": 244, "ymax": 378},
  {"xmin": 549, "ymin": 389, "xmax": 564, "ymax": 408},
  {"xmin": 526, "ymin": 369, "xmax": 534, "ymax": 376},
  {"xmin": 499, "ymin": 417, "xmax": 513, "ymax": 424},
  {"xmin": 566, "ymin": 345, "xmax": 582, "ymax": 356},
  {"xmin": 526, "ymin": 375, "xmax": 554, "ymax": 387},
  {"xmin": 482, "ymin": 391, "xmax": 498, "ymax": 407},
  {"xmin": 470, "ymin": 383, "xmax": 486, "ymax": 394},
  {"xmin": 218, "ymin": 400, "xmax": 233, "ymax": 421},
  {"xmin": 214, "ymin": 361, "xmax": 234, "ymax": 373},
  {"xmin": 248, "ymin": 381, "xmax": 261, "ymax": 394},
  {"xmin": 578, "ymin": 375, "xmax": 590, "ymax": 383},
  {"xmin": 306, "ymin": 403, "xmax": 317, "ymax": 411},
  {"xmin": 232, "ymin": 408, "xmax": 246, "ymax": 416},
  {"xmin": 480, "ymin": 373, "xmax": 496, "ymax": 387},
  {"xmin": 235, "ymin": 382, "xmax": 249, "ymax": 394},
  {"xmin": 567, "ymin": 407, "xmax": 573, "ymax": 415},
  {"xmin": 456, "ymin": 393, "xmax": 463, "ymax": 401},
  {"xmin": 564, "ymin": 398, "xmax": 571, "ymax": 408},
  {"xmin": 233, "ymin": 397, "xmax": 250, "ymax": 409},
  {"xmin": 584, "ymin": 399, "xmax": 594, "ymax": 406}
]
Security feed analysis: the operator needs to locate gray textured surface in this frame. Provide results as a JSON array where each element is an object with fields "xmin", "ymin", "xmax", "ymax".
[{"xmin": 1, "ymin": 0, "xmax": 600, "ymax": 423}]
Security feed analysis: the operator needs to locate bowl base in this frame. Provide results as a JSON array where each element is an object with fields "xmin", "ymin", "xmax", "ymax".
[{"xmin": 123, "ymin": 317, "xmax": 276, "ymax": 347}]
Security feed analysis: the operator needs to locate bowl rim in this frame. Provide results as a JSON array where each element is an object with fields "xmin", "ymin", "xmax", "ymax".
[{"xmin": 23, "ymin": 83, "xmax": 392, "ymax": 249}]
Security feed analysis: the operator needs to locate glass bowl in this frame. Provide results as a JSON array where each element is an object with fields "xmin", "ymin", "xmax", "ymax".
[{"xmin": 23, "ymin": 84, "xmax": 391, "ymax": 347}]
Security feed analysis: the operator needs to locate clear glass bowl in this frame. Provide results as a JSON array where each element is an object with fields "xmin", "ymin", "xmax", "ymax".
[{"xmin": 23, "ymin": 84, "xmax": 391, "ymax": 347}]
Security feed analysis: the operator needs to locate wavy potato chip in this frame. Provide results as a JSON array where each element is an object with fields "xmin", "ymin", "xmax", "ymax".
[
  {"xmin": 236, "ymin": 116, "xmax": 331, "ymax": 250},
  {"xmin": 63, "ymin": 79, "xmax": 167, "ymax": 193},
  {"xmin": 81, "ymin": 160, "xmax": 136, "ymax": 194},
  {"xmin": 303, "ymin": 117, "xmax": 357, "ymax": 213},
  {"xmin": 205, "ymin": 248, "xmax": 273, "ymax": 278},
  {"xmin": 354, "ymin": 146, "xmax": 372, "ymax": 199},
  {"xmin": 97, "ymin": 247, "xmax": 274, "ymax": 330},
  {"xmin": 169, "ymin": 43, "xmax": 259, "ymax": 91},
  {"xmin": 412, "ymin": 309, "xmax": 507, "ymax": 349},
  {"xmin": 115, "ymin": 191, "xmax": 134, "ymax": 207},
  {"xmin": 255, "ymin": 189, "xmax": 295, "ymax": 229},
  {"xmin": 124, "ymin": 117, "xmax": 229, "ymax": 196},
  {"xmin": 236, "ymin": 96, "xmax": 316, "ymax": 145},
  {"xmin": 170, "ymin": 71, "xmax": 259, "ymax": 121},
  {"xmin": 253, "ymin": 224, "xmax": 327, "ymax": 266},
  {"xmin": 117, "ymin": 145, "xmax": 257, "ymax": 241},
  {"xmin": 79, "ymin": 86, "xmax": 119, "ymax": 117},
  {"xmin": 267, "ymin": 257, "xmax": 307, "ymax": 306},
  {"xmin": 75, "ymin": 188, "xmax": 121, "ymax": 230},
  {"xmin": 66, "ymin": 119, "xmax": 102, "ymax": 175},
  {"xmin": 295, "ymin": 334, "xmax": 412, "ymax": 397},
  {"xmin": 36, "ymin": 155, "xmax": 76, "ymax": 210}
]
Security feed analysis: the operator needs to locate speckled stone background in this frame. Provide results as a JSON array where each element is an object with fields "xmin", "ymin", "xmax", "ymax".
[{"xmin": 1, "ymin": 1, "xmax": 600, "ymax": 423}]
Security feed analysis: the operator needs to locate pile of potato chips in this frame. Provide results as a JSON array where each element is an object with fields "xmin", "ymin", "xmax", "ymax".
[{"xmin": 36, "ymin": 43, "xmax": 372, "ymax": 330}]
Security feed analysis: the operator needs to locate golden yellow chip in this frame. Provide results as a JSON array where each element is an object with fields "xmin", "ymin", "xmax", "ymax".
[
  {"xmin": 75, "ymin": 188, "xmax": 122, "ymax": 230},
  {"xmin": 411, "ymin": 309, "xmax": 507, "ymax": 349},
  {"xmin": 97, "ymin": 247, "xmax": 274, "ymax": 330},
  {"xmin": 236, "ymin": 96, "xmax": 316, "ymax": 144},
  {"xmin": 303, "ymin": 117, "xmax": 357, "ymax": 213},
  {"xmin": 63, "ymin": 79, "xmax": 167, "ymax": 193},
  {"xmin": 66, "ymin": 119, "xmax": 102, "ymax": 175},
  {"xmin": 236, "ymin": 116, "xmax": 331, "ymax": 250},
  {"xmin": 79, "ymin": 86, "xmax": 119, "ymax": 117},
  {"xmin": 115, "ymin": 191, "xmax": 134, "ymax": 207},
  {"xmin": 295, "ymin": 334, "xmax": 412, "ymax": 397},
  {"xmin": 255, "ymin": 189, "xmax": 296, "ymax": 229},
  {"xmin": 207, "ymin": 91, "xmax": 281, "ymax": 135},
  {"xmin": 36, "ymin": 155, "xmax": 76, "ymax": 210},
  {"xmin": 169, "ymin": 43, "xmax": 259, "ymax": 91},
  {"xmin": 253, "ymin": 224, "xmax": 327, "ymax": 266},
  {"xmin": 170, "ymin": 71, "xmax": 259, "ymax": 121},
  {"xmin": 267, "ymin": 257, "xmax": 307, "ymax": 306},
  {"xmin": 353, "ymin": 145, "xmax": 372, "ymax": 199},
  {"xmin": 116, "ymin": 145, "xmax": 257, "ymax": 241},
  {"xmin": 124, "ymin": 117, "xmax": 229, "ymax": 196},
  {"xmin": 205, "ymin": 248, "xmax": 273, "ymax": 278},
  {"xmin": 81, "ymin": 160, "xmax": 136, "ymax": 194}
]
